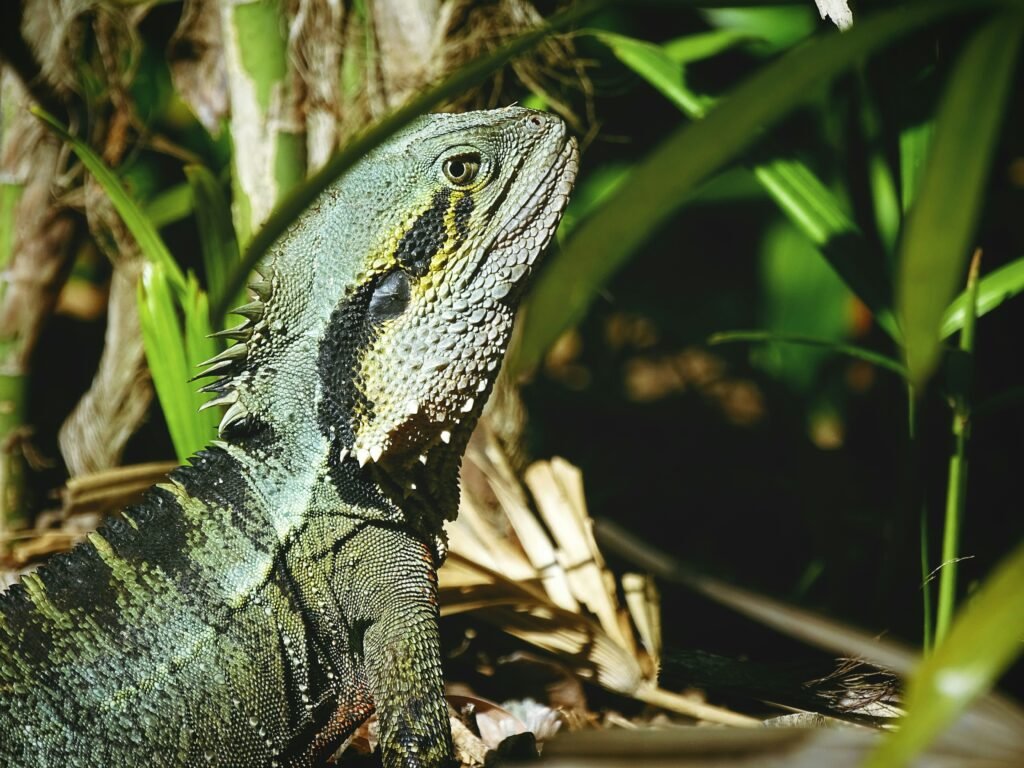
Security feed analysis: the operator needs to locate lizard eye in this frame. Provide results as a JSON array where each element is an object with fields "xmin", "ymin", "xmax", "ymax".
[{"xmin": 442, "ymin": 154, "xmax": 481, "ymax": 187}]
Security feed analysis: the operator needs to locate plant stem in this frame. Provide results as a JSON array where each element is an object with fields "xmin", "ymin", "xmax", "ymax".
[
  {"xmin": 920, "ymin": 509, "xmax": 933, "ymax": 650},
  {"xmin": 934, "ymin": 248, "xmax": 981, "ymax": 644},
  {"xmin": 907, "ymin": 387, "xmax": 934, "ymax": 651}
]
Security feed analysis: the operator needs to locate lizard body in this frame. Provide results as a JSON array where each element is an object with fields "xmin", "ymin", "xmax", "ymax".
[{"xmin": 0, "ymin": 107, "xmax": 578, "ymax": 767}]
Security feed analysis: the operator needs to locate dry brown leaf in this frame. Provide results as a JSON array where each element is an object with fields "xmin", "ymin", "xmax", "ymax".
[
  {"xmin": 446, "ymin": 425, "xmax": 754, "ymax": 728},
  {"xmin": 622, "ymin": 572, "xmax": 662, "ymax": 665},
  {"xmin": 525, "ymin": 459, "xmax": 635, "ymax": 655}
]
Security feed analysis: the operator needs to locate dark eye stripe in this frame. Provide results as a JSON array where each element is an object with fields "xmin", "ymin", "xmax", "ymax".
[
  {"xmin": 394, "ymin": 189, "xmax": 451, "ymax": 277},
  {"xmin": 453, "ymin": 192, "xmax": 473, "ymax": 246}
]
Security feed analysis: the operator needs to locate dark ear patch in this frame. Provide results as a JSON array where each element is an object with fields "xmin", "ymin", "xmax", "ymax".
[{"xmin": 368, "ymin": 270, "xmax": 411, "ymax": 321}]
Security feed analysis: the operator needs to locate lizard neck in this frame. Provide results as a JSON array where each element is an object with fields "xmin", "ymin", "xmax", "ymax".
[
  {"xmin": 196, "ymin": 198, "xmax": 483, "ymax": 551},
  {"xmin": 220, "ymin": 421, "xmax": 459, "ymax": 561},
  {"xmin": 212, "ymin": 272, "xmax": 469, "ymax": 556}
]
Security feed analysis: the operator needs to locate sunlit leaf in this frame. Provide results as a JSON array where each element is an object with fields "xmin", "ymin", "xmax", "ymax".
[
  {"xmin": 586, "ymin": 30, "xmax": 899, "ymax": 345},
  {"xmin": 590, "ymin": 30, "xmax": 712, "ymax": 117},
  {"xmin": 701, "ymin": 6, "xmax": 816, "ymax": 54},
  {"xmin": 866, "ymin": 540, "xmax": 1024, "ymax": 768},
  {"xmin": 138, "ymin": 266, "xmax": 218, "ymax": 463},
  {"xmin": 754, "ymin": 221, "xmax": 857, "ymax": 391},
  {"xmin": 144, "ymin": 182, "xmax": 193, "ymax": 229},
  {"xmin": 662, "ymin": 28, "xmax": 756, "ymax": 63},
  {"xmin": 896, "ymin": 13, "xmax": 1024, "ymax": 389},
  {"xmin": 941, "ymin": 255, "xmax": 1024, "ymax": 338},
  {"xmin": 181, "ymin": 277, "xmax": 222, "ymax": 440},
  {"xmin": 899, "ymin": 119, "xmax": 933, "ymax": 214}
]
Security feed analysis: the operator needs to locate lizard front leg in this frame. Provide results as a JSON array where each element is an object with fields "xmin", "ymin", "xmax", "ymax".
[{"xmin": 338, "ymin": 525, "xmax": 454, "ymax": 768}]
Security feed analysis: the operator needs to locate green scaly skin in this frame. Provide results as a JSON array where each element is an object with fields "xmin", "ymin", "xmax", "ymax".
[{"xmin": 0, "ymin": 108, "xmax": 578, "ymax": 767}]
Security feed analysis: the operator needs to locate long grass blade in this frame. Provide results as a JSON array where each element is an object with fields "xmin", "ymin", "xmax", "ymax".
[
  {"xmin": 708, "ymin": 330, "xmax": 907, "ymax": 378},
  {"xmin": 899, "ymin": 118, "xmax": 933, "ymax": 215},
  {"xmin": 934, "ymin": 251, "xmax": 982, "ymax": 644},
  {"xmin": 138, "ymin": 266, "xmax": 217, "ymax": 462},
  {"xmin": 181, "ymin": 276, "xmax": 222, "ymax": 439},
  {"xmin": 31, "ymin": 107, "xmax": 186, "ymax": 292},
  {"xmin": 896, "ymin": 12, "xmax": 1024, "ymax": 389},
  {"xmin": 591, "ymin": 29, "xmax": 874, "ymax": 309},
  {"xmin": 144, "ymin": 182, "xmax": 194, "ymax": 230}
]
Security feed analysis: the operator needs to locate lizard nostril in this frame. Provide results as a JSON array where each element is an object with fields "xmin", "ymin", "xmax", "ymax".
[{"xmin": 526, "ymin": 114, "xmax": 545, "ymax": 131}]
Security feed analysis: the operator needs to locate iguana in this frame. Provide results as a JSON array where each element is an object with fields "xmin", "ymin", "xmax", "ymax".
[{"xmin": 0, "ymin": 107, "xmax": 578, "ymax": 768}]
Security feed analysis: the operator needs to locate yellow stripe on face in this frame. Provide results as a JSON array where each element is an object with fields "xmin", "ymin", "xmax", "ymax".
[
  {"xmin": 344, "ymin": 185, "xmax": 477, "ymax": 456},
  {"xmin": 391, "ymin": 189, "xmax": 453, "ymax": 277}
]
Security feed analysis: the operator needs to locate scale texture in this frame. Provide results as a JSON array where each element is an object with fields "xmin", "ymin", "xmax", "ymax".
[{"xmin": 0, "ymin": 107, "xmax": 578, "ymax": 768}]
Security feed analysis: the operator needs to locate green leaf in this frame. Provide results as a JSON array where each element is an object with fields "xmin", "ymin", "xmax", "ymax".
[
  {"xmin": 935, "ymin": 252, "xmax": 981, "ymax": 646},
  {"xmin": 754, "ymin": 221, "xmax": 857, "ymax": 392},
  {"xmin": 591, "ymin": 29, "xmax": 898, "ymax": 343},
  {"xmin": 513, "ymin": 1, "xmax": 976, "ymax": 377},
  {"xmin": 662, "ymin": 28, "xmax": 756, "ymax": 64},
  {"xmin": 595, "ymin": 29, "xmax": 863, "ymax": 245},
  {"xmin": 213, "ymin": 0, "xmax": 612, "ymax": 319},
  {"xmin": 144, "ymin": 182, "xmax": 194, "ymax": 230},
  {"xmin": 182, "ymin": 277, "xmax": 222, "ymax": 442},
  {"xmin": 750, "ymin": 160, "xmax": 898, "ymax": 337},
  {"xmin": 701, "ymin": 6, "xmax": 816, "ymax": 54},
  {"xmin": 866, "ymin": 540, "xmax": 1024, "ymax": 768},
  {"xmin": 709, "ymin": 331, "xmax": 908, "ymax": 379},
  {"xmin": 138, "ymin": 265, "xmax": 218, "ymax": 462},
  {"xmin": 185, "ymin": 165, "xmax": 242, "ymax": 318},
  {"xmin": 858, "ymin": 76, "xmax": 901, "ymax": 256},
  {"xmin": 941, "ymin": 255, "xmax": 1024, "ymax": 338},
  {"xmin": 0, "ymin": 184, "xmax": 21, "ymax": 268},
  {"xmin": 896, "ymin": 12, "xmax": 1024, "ymax": 389},
  {"xmin": 31, "ymin": 107, "xmax": 186, "ymax": 292},
  {"xmin": 233, "ymin": 0, "xmax": 289, "ymax": 113},
  {"xmin": 591, "ymin": 30, "xmax": 711, "ymax": 117},
  {"xmin": 899, "ymin": 119, "xmax": 934, "ymax": 214},
  {"xmin": 555, "ymin": 163, "xmax": 633, "ymax": 243}
]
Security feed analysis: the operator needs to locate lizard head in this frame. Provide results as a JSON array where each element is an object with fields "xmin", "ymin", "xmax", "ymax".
[
  {"xmin": 200, "ymin": 107, "xmax": 577, "ymax": 507},
  {"xmin": 332, "ymin": 108, "xmax": 578, "ymax": 472}
]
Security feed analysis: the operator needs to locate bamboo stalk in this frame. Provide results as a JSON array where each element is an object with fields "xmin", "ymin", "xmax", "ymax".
[{"xmin": 220, "ymin": 0, "xmax": 306, "ymax": 247}]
